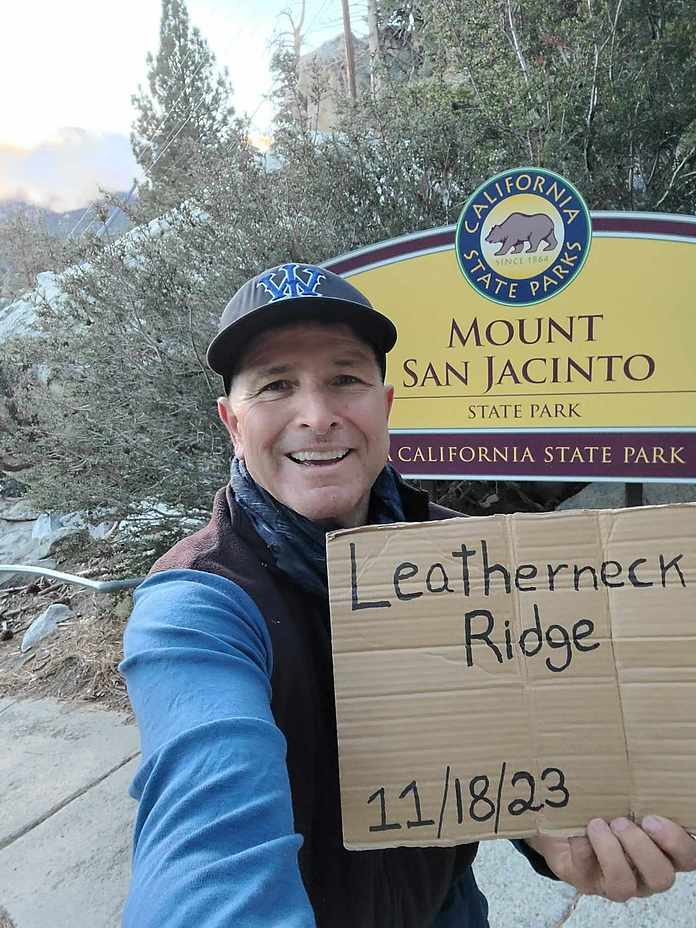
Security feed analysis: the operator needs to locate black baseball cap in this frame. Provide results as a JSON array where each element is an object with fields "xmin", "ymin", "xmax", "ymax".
[{"xmin": 207, "ymin": 262, "xmax": 397, "ymax": 386}]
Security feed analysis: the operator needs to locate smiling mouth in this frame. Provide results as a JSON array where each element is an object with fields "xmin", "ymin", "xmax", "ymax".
[{"xmin": 287, "ymin": 449, "xmax": 351, "ymax": 466}]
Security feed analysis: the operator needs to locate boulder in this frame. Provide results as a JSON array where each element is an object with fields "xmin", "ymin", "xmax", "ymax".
[
  {"xmin": 31, "ymin": 512, "xmax": 87, "ymax": 559},
  {"xmin": 559, "ymin": 482, "xmax": 696, "ymax": 510},
  {"xmin": 0, "ymin": 498, "xmax": 55, "ymax": 589}
]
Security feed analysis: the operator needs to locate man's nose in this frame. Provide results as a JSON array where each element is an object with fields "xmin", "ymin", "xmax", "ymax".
[{"xmin": 297, "ymin": 388, "xmax": 339, "ymax": 433}]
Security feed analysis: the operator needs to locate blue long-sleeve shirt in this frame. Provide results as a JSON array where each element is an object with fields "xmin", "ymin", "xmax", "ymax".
[{"xmin": 120, "ymin": 569, "xmax": 316, "ymax": 927}]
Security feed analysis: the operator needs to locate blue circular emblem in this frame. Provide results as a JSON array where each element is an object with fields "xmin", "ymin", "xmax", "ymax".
[{"xmin": 455, "ymin": 167, "xmax": 592, "ymax": 307}]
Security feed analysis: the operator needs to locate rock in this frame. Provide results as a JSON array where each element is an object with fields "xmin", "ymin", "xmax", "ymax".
[
  {"xmin": 0, "ymin": 475, "xmax": 28, "ymax": 498},
  {"xmin": 559, "ymin": 482, "xmax": 696, "ymax": 511},
  {"xmin": 31, "ymin": 512, "xmax": 89, "ymax": 558},
  {"xmin": 0, "ymin": 454, "xmax": 29, "ymax": 473},
  {"xmin": 20, "ymin": 603, "xmax": 73, "ymax": 652},
  {"xmin": 0, "ymin": 498, "xmax": 39, "ymax": 521},
  {"xmin": 644, "ymin": 483, "xmax": 696, "ymax": 505},
  {"xmin": 87, "ymin": 521, "xmax": 116, "ymax": 541},
  {"xmin": 558, "ymin": 482, "xmax": 625, "ymax": 510},
  {"xmin": 0, "ymin": 292, "xmax": 38, "ymax": 345},
  {"xmin": 31, "ymin": 512, "xmax": 64, "ymax": 539},
  {"xmin": 0, "ymin": 498, "xmax": 56, "ymax": 589},
  {"xmin": 36, "ymin": 526, "xmax": 88, "ymax": 559}
]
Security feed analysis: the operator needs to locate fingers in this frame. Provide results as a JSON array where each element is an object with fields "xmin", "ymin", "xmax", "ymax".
[
  {"xmin": 585, "ymin": 818, "xmax": 640, "ymax": 902},
  {"xmin": 567, "ymin": 833, "xmax": 602, "ymax": 893},
  {"xmin": 565, "ymin": 817, "xmax": 696, "ymax": 903},
  {"xmin": 610, "ymin": 817, "xmax": 675, "ymax": 894},
  {"xmin": 582, "ymin": 815, "xmax": 696, "ymax": 902},
  {"xmin": 641, "ymin": 816, "xmax": 696, "ymax": 873}
]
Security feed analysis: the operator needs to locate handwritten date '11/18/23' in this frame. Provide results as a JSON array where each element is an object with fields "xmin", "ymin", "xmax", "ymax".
[{"xmin": 367, "ymin": 764, "xmax": 570, "ymax": 838}]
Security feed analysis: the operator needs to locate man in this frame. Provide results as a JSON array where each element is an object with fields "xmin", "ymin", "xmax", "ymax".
[{"xmin": 120, "ymin": 263, "xmax": 696, "ymax": 927}]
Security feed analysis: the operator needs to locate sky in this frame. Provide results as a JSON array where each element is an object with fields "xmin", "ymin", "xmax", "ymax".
[{"xmin": 0, "ymin": 0, "xmax": 364, "ymax": 210}]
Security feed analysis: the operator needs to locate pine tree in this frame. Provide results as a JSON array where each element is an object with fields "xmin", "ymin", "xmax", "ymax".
[{"xmin": 131, "ymin": 0, "xmax": 236, "ymax": 213}]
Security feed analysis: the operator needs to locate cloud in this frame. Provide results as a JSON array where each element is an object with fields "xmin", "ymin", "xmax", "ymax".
[{"xmin": 0, "ymin": 129, "xmax": 140, "ymax": 211}]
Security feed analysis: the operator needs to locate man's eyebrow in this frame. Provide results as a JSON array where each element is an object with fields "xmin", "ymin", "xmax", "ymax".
[
  {"xmin": 251, "ymin": 363, "xmax": 293, "ymax": 379},
  {"xmin": 331, "ymin": 352, "xmax": 374, "ymax": 366},
  {"xmin": 247, "ymin": 353, "xmax": 373, "ymax": 379},
  {"xmin": 240, "ymin": 363, "xmax": 296, "ymax": 387}
]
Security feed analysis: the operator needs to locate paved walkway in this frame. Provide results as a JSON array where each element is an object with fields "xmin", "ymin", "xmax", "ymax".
[
  {"xmin": 0, "ymin": 696, "xmax": 694, "ymax": 927},
  {"xmin": 0, "ymin": 698, "xmax": 138, "ymax": 928}
]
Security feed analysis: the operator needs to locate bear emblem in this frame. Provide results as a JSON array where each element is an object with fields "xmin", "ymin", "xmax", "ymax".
[{"xmin": 485, "ymin": 212, "xmax": 558, "ymax": 256}]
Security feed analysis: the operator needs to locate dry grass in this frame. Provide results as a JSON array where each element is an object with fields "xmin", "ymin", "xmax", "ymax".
[
  {"xmin": 0, "ymin": 575, "xmax": 133, "ymax": 715},
  {"xmin": 1, "ymin": 610, "xmax": 131, "ymax": 714},
  {"xmin": 0, "ymin": 907, "xmax": 16, "ymax": 928}
]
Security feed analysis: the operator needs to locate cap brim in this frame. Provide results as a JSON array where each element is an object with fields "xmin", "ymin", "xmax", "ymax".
[{"xmin": 206, "ymin": 296, "xmax": 397, "ymax": 378}]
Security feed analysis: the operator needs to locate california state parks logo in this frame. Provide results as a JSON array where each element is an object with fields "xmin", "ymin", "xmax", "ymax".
[{"xmin": 455, "ymin": 168, "xmax": 592, "ymax": 307}]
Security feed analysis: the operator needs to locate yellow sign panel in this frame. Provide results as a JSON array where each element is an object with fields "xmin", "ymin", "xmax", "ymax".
[{"xmin": 325, "ymin": 213, "xmax": 696, "ymax": 482}]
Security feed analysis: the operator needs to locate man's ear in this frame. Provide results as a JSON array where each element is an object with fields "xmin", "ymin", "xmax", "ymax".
[
  {"xmin": 385, "ymin": 383, "xmax": 395, "ymax": 421},
  {"xmin": 217, "ymin": 397, "xmax": 243, "ymax": 457}
]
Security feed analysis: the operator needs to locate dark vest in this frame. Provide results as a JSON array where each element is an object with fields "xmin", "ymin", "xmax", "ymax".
[{"xmin": 150, "ymin": 482, "xmax": 477, "ymax": 927}]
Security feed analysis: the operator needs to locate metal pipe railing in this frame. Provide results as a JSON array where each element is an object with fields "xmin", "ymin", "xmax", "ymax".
[{"xmin": 0, "ymin": 565, "xmax": 143, "ymax": 592}]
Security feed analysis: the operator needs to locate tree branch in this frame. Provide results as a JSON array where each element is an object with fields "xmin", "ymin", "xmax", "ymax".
[
  {"xmin": 188, "ymin": 303, "xmax": 215, "ymax": 396},
  {"xmin": 655, "ymin": 146, "xmax": 696, "ymax": 208},
  {"xmin": 584, "ymin": 43, "xmax": 600, "ymax": 174},
  {"xmin": 505, "ymin": 0, "xmax": 529, "ymax": 87},
  {"xmin": 608, "ymin": 0, "xmax": 624, "ymax": 88}
]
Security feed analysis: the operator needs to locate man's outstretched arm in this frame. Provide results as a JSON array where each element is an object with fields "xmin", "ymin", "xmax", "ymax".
[{"xmin": 119, "ymin": 569, "xmax": 316, "ymax": 928}]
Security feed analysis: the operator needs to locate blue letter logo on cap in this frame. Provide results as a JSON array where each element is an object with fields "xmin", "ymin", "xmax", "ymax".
[{"xmin": 256, "ymin": 264, "xmax": 326, "ymax": 301}]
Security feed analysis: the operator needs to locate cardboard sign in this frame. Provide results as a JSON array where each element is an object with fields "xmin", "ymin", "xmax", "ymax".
[{"xmin": 326, "ymin": 504, "xmax": 696, "ymax": 848}]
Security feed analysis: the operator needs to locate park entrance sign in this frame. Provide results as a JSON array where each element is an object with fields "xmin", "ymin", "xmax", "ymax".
[{"xmin": 324, "ymin": 169, "xmax": 696, "ymax": 482}]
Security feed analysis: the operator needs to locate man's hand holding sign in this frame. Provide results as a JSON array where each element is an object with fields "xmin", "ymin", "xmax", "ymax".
[
  {"xmin": 326, "ymin": 504, "xmax": 696, "ymax": 902},
  {"xmin": 528, "ymin": 817, "xmax": 696, "ymax": 902}
]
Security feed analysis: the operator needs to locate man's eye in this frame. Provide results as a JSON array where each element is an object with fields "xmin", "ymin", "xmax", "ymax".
[
  {"xmin": 335, "ymin": 374, "xmax": 361, "ymax": 385},
  {"xmin": 260, "ymin": 380, "xmax": 291, "ymax": 393}
]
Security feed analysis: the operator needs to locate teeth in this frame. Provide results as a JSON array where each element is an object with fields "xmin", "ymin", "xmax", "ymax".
[{"xmin": 290, "ymin": 449, "xmax": 349, "ymax": 462}]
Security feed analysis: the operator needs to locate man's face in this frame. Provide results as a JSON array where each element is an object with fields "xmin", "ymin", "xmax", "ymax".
[{"xmin": 217, "ymin": 322, "xmax": 394, "ymax": 528}]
